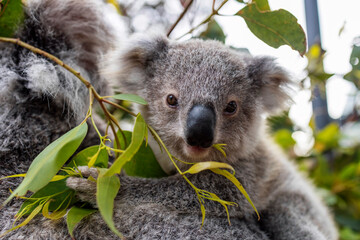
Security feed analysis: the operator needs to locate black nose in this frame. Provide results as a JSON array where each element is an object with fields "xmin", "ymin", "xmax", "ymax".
[{"xmin": 185, "ymin": 104, "xmax": 216, "ymax": 148}]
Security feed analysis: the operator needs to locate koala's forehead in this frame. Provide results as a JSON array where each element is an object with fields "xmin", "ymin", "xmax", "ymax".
[{"xmin": 149, "ymin": 40, "xmax": 250, "ymax": 98}]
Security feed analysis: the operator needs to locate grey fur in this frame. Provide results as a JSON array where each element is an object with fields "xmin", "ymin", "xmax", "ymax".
[
  {"xmin": 0, "ymin": 1, "xmax": 338, "ymax": 239},
  {"xmin": 0, "ymin": 0, "xmax": 115, "ymax": 238},
  {"xmin": 99, "ymin": 36, "xmax": 338, "ymax": 239}
]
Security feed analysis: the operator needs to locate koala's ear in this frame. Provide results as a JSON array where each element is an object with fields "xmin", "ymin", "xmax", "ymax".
[
  {"xmin": 103, "ymin": 35, "xmax": 169, "ymax": 94},
  {"xmin": 247, "ymin": 56, "xmax": 293, "ymax": 114}
]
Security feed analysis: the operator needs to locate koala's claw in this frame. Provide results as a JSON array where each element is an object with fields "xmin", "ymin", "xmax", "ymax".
[
  {"xmin": 76, "ymin": 166, "xmax": 99, "ymax": 179},
  {"xmin": 66, "ymin": 171, "xmax": 98, "ymax": 207}
]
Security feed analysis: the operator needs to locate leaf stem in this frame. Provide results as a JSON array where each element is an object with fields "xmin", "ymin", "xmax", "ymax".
[{"xmin": 102, "ymin": 99, "xmax": 137, "ymax": 117}]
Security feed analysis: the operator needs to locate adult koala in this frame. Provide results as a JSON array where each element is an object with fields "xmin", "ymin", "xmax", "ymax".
[
  {"xmin": 0, "ymin": 1, "xmax": 338, "ymax": 240},
  {"xmin": 0, "ymin": 0, "xmax": 117, "ymax": 238}
]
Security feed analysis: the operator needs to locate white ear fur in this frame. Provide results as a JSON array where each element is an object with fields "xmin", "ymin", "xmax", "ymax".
[
  {"xmin": 247, "ymin": 56, "xmax": 294, "ymax": 114},
  {"xmin": 102, "ymin": 35, "xmax": 169, "ymax": 94}
]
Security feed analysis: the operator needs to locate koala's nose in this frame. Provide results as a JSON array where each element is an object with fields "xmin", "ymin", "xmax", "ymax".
[{"xmin": 185, "ymin": 104, "xmax": 216, "ymax": 148}]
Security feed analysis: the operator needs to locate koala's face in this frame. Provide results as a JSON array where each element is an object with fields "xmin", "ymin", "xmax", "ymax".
[{"xmin": 113, "ymin": 37, "xmax": 291, "ymax": 163}]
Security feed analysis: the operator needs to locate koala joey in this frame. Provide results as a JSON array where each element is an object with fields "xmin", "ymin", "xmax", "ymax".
[
  {"xmin": 89, "ymin": 36, "xmax": 338, "ymax": 240},
  {"xmin": 0, "ymin": 0, "xmax": 338, "ymax": 239}
]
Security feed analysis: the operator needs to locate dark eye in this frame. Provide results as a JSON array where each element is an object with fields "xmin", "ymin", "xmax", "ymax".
[
  {"xmin": 224, "ymin": 101, "xmax": 237, "ymax": 115},
  {"xmin": 166, "ymin": 94, "xmax": 178, "ymax": 107}
]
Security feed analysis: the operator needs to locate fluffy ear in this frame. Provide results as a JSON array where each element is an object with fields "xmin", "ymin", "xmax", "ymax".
[
  {"xmin": 247, "ymin": 56, "xmax": 294, "ymax": 114},
  {"xmin": 103, "ymin": 35, "xmax": 169, "ymax": 94}
]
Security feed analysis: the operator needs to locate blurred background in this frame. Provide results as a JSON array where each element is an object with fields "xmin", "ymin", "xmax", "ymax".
[{"xmin": 111, "ymin": 0, "xmax": 360, "ymax": 238}]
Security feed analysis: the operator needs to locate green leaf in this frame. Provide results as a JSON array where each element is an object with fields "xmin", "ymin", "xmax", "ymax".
[
  {"xmin": 253, "ymin": 0, "xmax": 270, "ymax": 11},
  {"xmin": 68, "ymin": 145, "xmax": 108, "ymax": 168},
  {"xmin": 96, "ymin": 169, "xmax": 123, "ymax": 239},
  {"xmin": 237, "ymin": 3, "xmax": 306, "ymax": 56},
  {"xmin": 267, "ymin": 111, "xmax": 294, "ymax": 133},
  {"xmin": 112, "ymin": 94, "xmax": 148, "ymax": 105},
  {"xmin": 0, "ymin": 173, "xmax": 26, "ymax": 181},
  {"xmin": 273, "ymin": 129, "xmax": 296, "ymax": 150},
  {"xmin": 344, "ymin": 40, "xmax": 360, "ymax": 89},
  {"xmin": 212, "ymin": 144, "xmax": 227, "ymax": 157},
  {"xmin": 0, "ymin": 204, "xmax": 42, "ymax": 238},
  {"xmin": 105, "ymin": 114, "xmax": 147, "ymax": 177},
  {"xmin": 66, "ymin": 206, "xmax": 97, "ymax": 238},
  {"xmin": 17, "ymin": 179, "xmax": 75, "ymax": 216},
  {"xmin": 183, "ymin": 162, "xmax": 235, "ymax": 175},
  {"xmin": 117, "ymin": 131, "xmax": 167, "ymax": 178},
  {"xmin": 199, "ymin": 20, "xmax": 226, "ymax": 43},
  {"xmin": 2, "ymin": 123, "xmax": 88, "ymax": 206},
  {"xmin": 42, "ymin": 198, "xmax": 69, "ymax": 220},
  {"xmin": 314, "ymin": 123, "xmax": 340, "ymax": 152},
  {"xmin": 0, "ymin": 0, "xmax": 24, "ymax": 37},
  {"xmin": 211, "ymin": 168, "xmax": 260, "ymax": 220}
]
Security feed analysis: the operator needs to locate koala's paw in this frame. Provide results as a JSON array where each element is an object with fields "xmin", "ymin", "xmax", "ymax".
[
  {"xmin": 66, "ymin": 166, "xmax": 98, "ymax": 207},
  {"xmin": 77, "ymin": 166, "xmax": 99, "ymax": 179}
]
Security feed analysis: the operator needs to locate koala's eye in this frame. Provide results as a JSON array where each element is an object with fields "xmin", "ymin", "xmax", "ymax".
[
  {"xmin": 166, "ymin": 94, "xmax": 178, "ymax": 107},
  {"xmin": 224, "ymin": 101, "xmax": 237, "ymax": 115}
]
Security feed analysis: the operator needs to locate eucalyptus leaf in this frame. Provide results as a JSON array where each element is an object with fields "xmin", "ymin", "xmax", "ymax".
[
  {"xmin": 96, "ymin": 168, "xmax": 123, "ymax": 239},
  {"xmin": 0, "ymin": 0, "xmax": 24, "ymax": 37},
  {"xmin": 17, "ymin": 179, "xmax": 75, "ymax": 216},
  {"xmin": 0, "ymin": 204, "xmax": 42, "ymax": 238},
  {"xmin": 253, "ymin": 0, "xmax": 270, "ymax": 11},
  {"xmin": 183, "ymin": 162, "xmax": 235, "ymax": 175},
  {"xmin": 42, "ymin": 199, "xmax": 69, "ymax": 220},
  {"xmin": 199, "ymin": 20, "xmax": 226, "ymax": 43},
  {"xmin": 211, "ymin": 168, "xmax": 260, "ymax": 220},
  {"xmin": 105, "ymin": 114, "xmax": 147, "ymax": 177},
  {"xmin": 116, "ymin": 131, "xmax": 167, "ymax": 178},
  {"xmin": 68, "ymin": 145, "xmax": 108, "ymax": 168},
  {"xmin": 2, "ymin": 123, "xmax": 88, "ymax": 206},
  {"xmin": 237, "ymin": 3, "xmax": 306, "ymax": 56},
  {"xmin": 344, "ymin": 42, "xmax": 360, "ymax": 88},
  {"xmin": 112, "ymin": 93, "xmax": 148, "ymax": 105},
  {"xmin": 67, "ymin": 206, "xmax": 97, "ymax": 238}
]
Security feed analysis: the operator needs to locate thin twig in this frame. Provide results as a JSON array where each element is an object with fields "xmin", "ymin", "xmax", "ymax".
[
  {"xmin": 167, "ymin": 0, "xmax": 194, "ymax": 37},
  {"xmin": 99, "ymin": 102, "xmax": 123, "ymax": 151},
  {"xmin": 0, "ymin": 37, "xmax": 92, "ymax": 88},
  {"xmin": 102, "ymin": 99, "xmax": 137, "ymax": 117},
  {"xmin": 176, "ymin": 0, "xmax": 229, "ymax": 40},
  {"xmin": 0, "ymin": 37, "xmax": 124, "ymax": 150}
]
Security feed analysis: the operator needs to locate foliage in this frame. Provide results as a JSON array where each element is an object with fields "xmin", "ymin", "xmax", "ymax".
[
  {"xmin": 344, "ymin": 37, "xmax": 360, "ymax": 89},
  {"xmin": 237, "ymin": 3, "xmax": 306, "ymax": 55},
  {"xmin": 117, "ymin": 131, "xmax": 168, "ymax": 178},
  {"xmin": 0, "ymin": 0, "xmax": 24, "ymax": 37},
  {"xmin": 172, "ymin": 0, "xmax": 306, "ymax": 56},
  {"xmin": 270, "ymin": 39, "xmax": 360, "ymax": 239}
]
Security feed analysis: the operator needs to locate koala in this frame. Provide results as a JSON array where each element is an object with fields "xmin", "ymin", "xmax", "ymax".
[
  {"xmin": 0, "ymin": 0, "xmax": 116, "ymax": 238},
  {"xmin": 87, "ymin": 36, "xmax": 338, "ymax": 239},
  {"xmin": 0, "ymin": 1, "xmax": 338, "ymax": 240}
]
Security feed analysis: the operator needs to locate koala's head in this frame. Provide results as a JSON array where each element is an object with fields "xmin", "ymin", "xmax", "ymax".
[{"xmin": 107, "ymin": 36, "xmax": 292, "ymax": 165}]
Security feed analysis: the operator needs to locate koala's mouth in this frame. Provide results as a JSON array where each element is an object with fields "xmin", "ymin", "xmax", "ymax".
[{"xmin": 183, "ymin": 144, "xmax": 211, "ymax": 159}]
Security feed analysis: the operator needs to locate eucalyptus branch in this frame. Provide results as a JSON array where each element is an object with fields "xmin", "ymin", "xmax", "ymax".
[
  {"xmin": 98, "ymin": 102, "xmax": 123, "ymax": 150},
  {"xmin": 0, "ymin": 37, "xmax": 92, "ymax": 89},
  {"xmin": 176, "ymin": 0, "xmax": 229, "ymax": 40},
  {"xmin": 0, "ymin": 37, "xmax": 125, "ymax": 150},
  {"xmin": 167, "ymin": 0, "xmax": 194, "ymax": 37},
  {"xmin": 212, "ymin": 0, "xmax": 216, "ymax": 12},
  {"xmin": 102, "ymin": 99, "xmax": 137, "ymax": 117}
]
